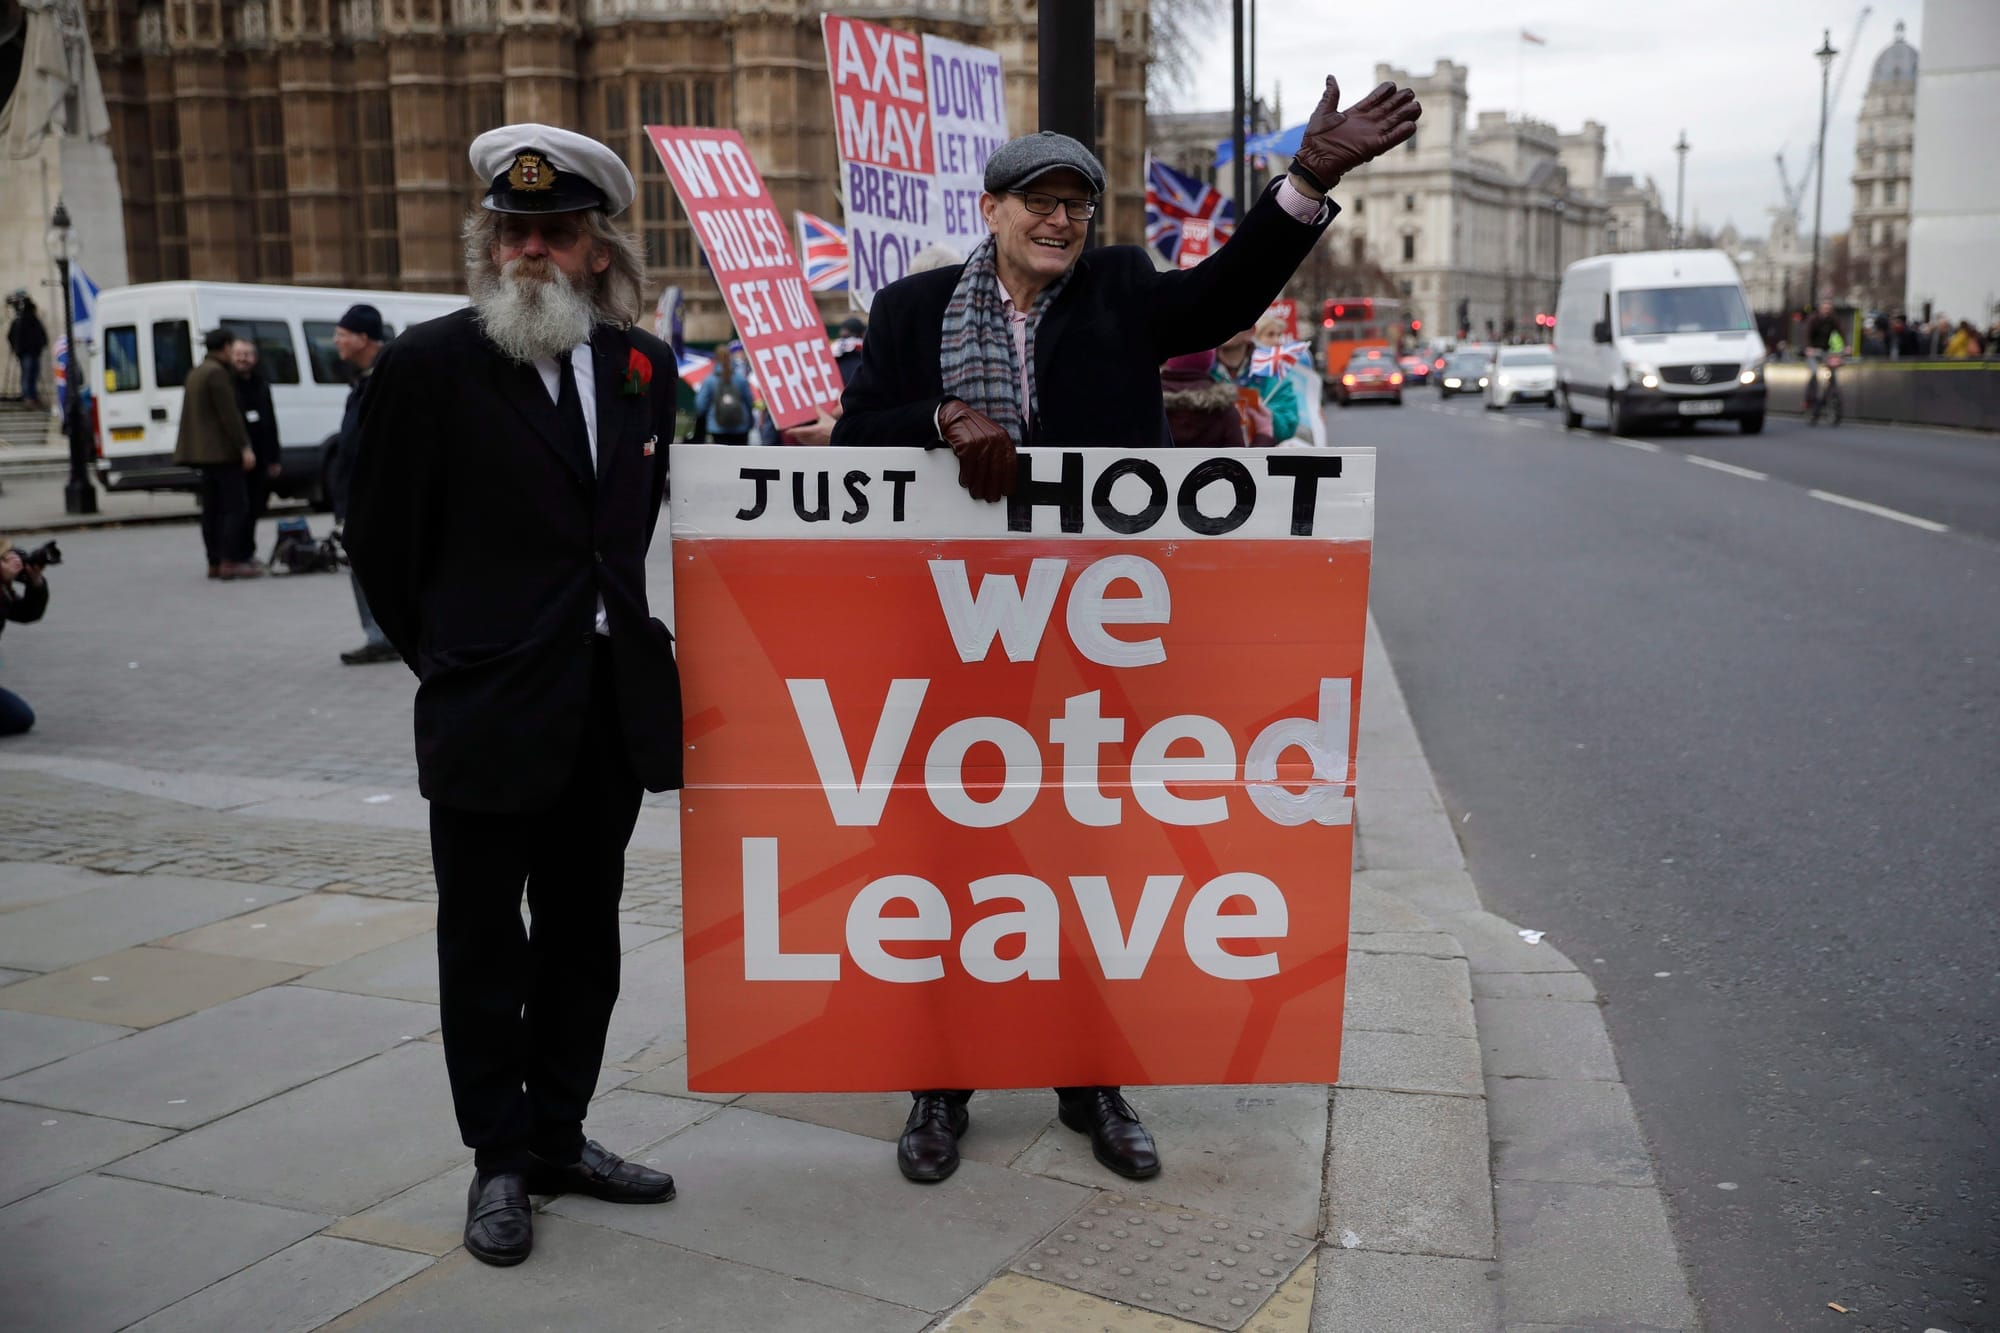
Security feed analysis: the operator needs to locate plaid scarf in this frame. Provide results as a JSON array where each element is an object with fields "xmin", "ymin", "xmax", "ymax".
[{"xmin": 938, "ymin": 235, "xmax": 1072, "ymax": 443}]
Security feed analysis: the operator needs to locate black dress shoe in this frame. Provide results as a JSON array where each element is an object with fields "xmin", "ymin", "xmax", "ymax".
[
  {"xmin": 1058, "ymin": 1087, "xmax": 1161, "ymax": 1180},
  {"xmin": 464, "ymin": 1169, "xmax": 532, "ymax": 1267},
  {"xmin": 524, "ymin": 1140, "xmax": 675, "ymax": 1203},
  {"xmin": 340, "ymin": 641, "xmax": 400, "ymax": 666},
  {"xmin": 898, "ymin": 1093, "xmax": 970, "ymax": 1183}
]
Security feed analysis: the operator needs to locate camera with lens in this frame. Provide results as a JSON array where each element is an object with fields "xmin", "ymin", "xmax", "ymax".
[{"xmin": 18, "ymin": 540, "xmax": 60, "ymax": 571}]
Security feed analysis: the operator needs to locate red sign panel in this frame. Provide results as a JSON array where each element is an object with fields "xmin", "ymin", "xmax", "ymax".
[
  {"xmin": 646, "ymin": 127, "xmax": 842, "ymax": 428},
  {"xmin": 669, "ymin": 445, "xmax": 1375, "ymax": 1092},
  {"xmin": 824, "ymin": 14, "xmax": 936, "ymax": 175}
]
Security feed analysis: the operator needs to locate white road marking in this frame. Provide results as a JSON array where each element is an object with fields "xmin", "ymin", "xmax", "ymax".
[
  {"xmin": 1686, "ymin": 456, "xmax": 1769, "ymax": 481},
  {"xmin": 1807, "ymin": 489, "xmax": 1949, "ymax": 532},
  {"xmin": 1608, "ymin": 436, "xmax": 1662, "ymax": 452}
]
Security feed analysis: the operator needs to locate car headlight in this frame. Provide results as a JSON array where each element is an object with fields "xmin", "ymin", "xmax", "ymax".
[
  {"xmin": 1478, "ymin": 376, "xmax": 1490, "ymax": 387},
  {"xmin": 1624, "ymin": 361, "xmax": 1659, "ymax": 390},
  {"xmin": 1738, "ymin": 361, "xmax": 1764, "ymax": 385},
  {"xmin": 1498, "ymin": 374, "xmax": 1514, "ymax": 387},
  {"xmin": 1443, "ymin": 377, "xmax": 1461, "ymax": 388}
]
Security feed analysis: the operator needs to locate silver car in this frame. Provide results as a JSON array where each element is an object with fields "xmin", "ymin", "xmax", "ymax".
[{"xmin": 1485, "ymin": 345, "xmax": 1558, "ymax": 410}]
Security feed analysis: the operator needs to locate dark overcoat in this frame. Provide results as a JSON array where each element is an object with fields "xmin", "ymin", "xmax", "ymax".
[
  {"xmin": 345, "ymin": 308, "xmax": 682, "ymax": 812},
  {"xmin": 831, "ymin": 180, "xmax": 1336, "ymax": 448}
]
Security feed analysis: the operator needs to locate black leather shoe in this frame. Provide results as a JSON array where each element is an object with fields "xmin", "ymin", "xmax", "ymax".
[
  {"xmin": 524, "ymin": 1140, "xmax": 675, "ymax": 1203},
  {"xmin": 1058, "ymin": 1088, "xmax": 1161, "ymax": 1180},
  {"xmin": 340, "ymin": 642, "xmax": 399, "ymax": 666},
  {"xmin": 464, "ymin": 1169, "xmax": 532, "ymax": 1266},
  {"xmin": 897, "ymin": 1093, "xmax": 970, "ymax": 1183}
]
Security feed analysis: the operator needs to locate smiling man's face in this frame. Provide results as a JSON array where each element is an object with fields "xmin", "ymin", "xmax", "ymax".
[{"xmin": 979, "ymin": 168, "xmax": 1093, "ymax": 299}]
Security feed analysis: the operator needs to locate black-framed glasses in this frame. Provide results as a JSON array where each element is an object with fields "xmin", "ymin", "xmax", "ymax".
[{"xmin": 1011, "ymin": 190, "xmax": 1099, "ymax": 221}]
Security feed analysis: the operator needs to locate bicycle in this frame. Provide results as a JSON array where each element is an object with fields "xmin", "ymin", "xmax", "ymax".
[{"xmin": 1803, "ymin": 353, "xmax": 1843, "ymax": 427}]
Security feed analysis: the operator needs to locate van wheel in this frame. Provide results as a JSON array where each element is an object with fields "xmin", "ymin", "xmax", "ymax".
[
  {"xmin": 1739, "ymin": 413, "xmax": 1765, "ymax": 435},
  {"xmin": 1562, "ymin": 390, "xmax": 1583, "ymax": 429},
  {"xmin": 1610, "ymin": 392, "xmax": 1638, "ymax": 436}
]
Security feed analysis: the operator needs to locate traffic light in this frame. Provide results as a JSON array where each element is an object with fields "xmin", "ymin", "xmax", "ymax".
[{"xmin": 1411, "ymin": 319, "xmax": 1422, "ymax": 334}]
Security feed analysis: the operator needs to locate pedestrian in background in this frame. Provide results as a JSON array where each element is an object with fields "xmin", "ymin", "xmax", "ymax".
[
  {"xmin": 831, "ymin": 315, "xmax": 868, "ymax": 386},
  {"xmin": 834, "ymin": 73, "xmax": 1419, "ymax": 1184},
  {"xmin": 1215, "ymin": 326, "xmax": 1298, "ymax": 443},
  {"xmin": 6, "ymin": 297, "xmax": 48, "ymax": 409},
  {"xmin": 327, "ymin": 305, "xmax": 398, "ymax": 665},
  {"xmin": 230, "ymin": 339, "xmax": 283, "ymax": 559},
  {"xmin": 692, "ymin": 345, "xmax": 754, "ymax": 443},
  {"xmin": 346, "ymin": 122, "xmax": 682, "ymax": 1270},
  {"xmin": 1253, "ymin": 309, "xmax": 1323, "ymax": 443},
  {"xmin": 1945, "ymin": 320, "xmax": 1983, "ymax": 359},
  {"xmin": 1159, "ymin": 349, "xmax": 1249, "ymax": 447},
  {"xmin": 0, "ymin": 537, "xmax": 48, "ymax": 736},
  {"xmin": 172, "ymin": 329, "xmax": 261, "ymax": 581}
]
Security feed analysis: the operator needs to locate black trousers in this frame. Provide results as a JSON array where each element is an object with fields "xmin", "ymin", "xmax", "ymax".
[
  {"xmin": 429, "ymin": 642, "xmax": 642, "ymax": 1172},
  {"xmin": 195, "ymin": 463, "xmax": 252, "ymax": 565}
]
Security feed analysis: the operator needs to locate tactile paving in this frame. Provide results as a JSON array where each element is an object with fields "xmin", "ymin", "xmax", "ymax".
[
  {"xmin": 1011, "ymin": 1192, "xmax": 1314, "ymax": 1331},
  {"xmin": 936, "ymin": 1272, "xmax": 1208, "ymax": 1331}
]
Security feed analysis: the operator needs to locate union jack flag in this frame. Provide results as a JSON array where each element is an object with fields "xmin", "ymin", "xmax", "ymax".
[
  {"xmin": 1146, "ymin": 155, "xmax": 1235, "ymax": 265},
  {"xmin": 795, "ymin": 211, "xmax": 850, "ymax": 293},
  {"xmin": 677, "ymin": 348, "xmax": 714, "ymax": 391},
  {"xmin": 1250, "ymin": 340, "xmax": 1313, "ymax": 377}
]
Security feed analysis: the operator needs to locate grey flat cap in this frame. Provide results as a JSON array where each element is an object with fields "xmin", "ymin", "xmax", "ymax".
[{"xmin": 984, "ymin": 130, "xmax": 1107, "ymax": 196}]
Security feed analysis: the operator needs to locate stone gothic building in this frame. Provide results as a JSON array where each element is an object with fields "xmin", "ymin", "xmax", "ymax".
[
  {"xmin": 1848, "ymin": 21, "xmax": 1916, "ymax": 314},
  {"xmin": 81, "ymin": 0, "xmax": 1150, "ymax": 339}
]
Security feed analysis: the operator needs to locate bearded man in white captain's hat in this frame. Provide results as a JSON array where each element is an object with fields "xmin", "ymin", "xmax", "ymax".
[{"xmin": 344, "ymin": 124, "xmax": 685, "ymax": 1268}]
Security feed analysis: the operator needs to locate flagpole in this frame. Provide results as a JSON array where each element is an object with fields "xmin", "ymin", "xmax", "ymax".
[{"xmin": 1231, "ymin": 0, "xmax": 1246, "ymax": 212}]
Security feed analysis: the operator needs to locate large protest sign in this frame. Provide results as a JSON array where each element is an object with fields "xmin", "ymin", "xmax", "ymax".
[
  {"xmin": 671, "ymin": 446, "xmax": 1373, "ymax": 1091},
  {"xmin": 647, "ymin": 127, "xmax": 841, "ymax": 428},
  {"xmin": 823, "ymin": 14, "xmax": 1009, "ymax": 309}
]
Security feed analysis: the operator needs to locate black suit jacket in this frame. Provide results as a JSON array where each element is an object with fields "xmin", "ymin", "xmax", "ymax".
[
  {"xmin": 345, "ymin": 309, "xmax": 682, "ymax": 812},
  {"xmin": 831, "ymin": 180, "xmax": 1336, "ymax": 448}
]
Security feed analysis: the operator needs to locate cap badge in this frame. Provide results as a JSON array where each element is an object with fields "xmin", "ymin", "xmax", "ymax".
[{"xmin": 507, "ymin": 153, "xmax": 555, "ymax": 192}]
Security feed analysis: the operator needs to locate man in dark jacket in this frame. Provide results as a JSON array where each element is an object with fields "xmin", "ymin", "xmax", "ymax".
[
  {"xmin": 832, "ymin": 74, "xmax": 1420, "ymax": 1184},
  {"xmin": 0, "ymin": 538, "xmax": 48, "ymax": 736},
  {"xmin": 329, "ymin": 305, "xmax": 396, "ymax": 665},
  {"xmin": 346, "ymin": 122, "xmax": 682, "ymax": 1269},
  {"xmin": 229, "ymin": 339, "xmax": 283, "ymax": 556},
  {"xmin": 171, "ymin": 328, "xmax": 261, "ymax": 580},
  {"xmin": 7, "ymin": 299, "xmax": 49, "ymax": 410}
]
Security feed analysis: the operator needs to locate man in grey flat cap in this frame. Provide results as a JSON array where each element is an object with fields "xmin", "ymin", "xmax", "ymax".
[
  {"xmin": 345, "ymin": 124, "xmax": 684, "ymax": 1267},
  {"xmin": 833, "ymin": 75, "xmax": 1420, "ymax": 1183}
]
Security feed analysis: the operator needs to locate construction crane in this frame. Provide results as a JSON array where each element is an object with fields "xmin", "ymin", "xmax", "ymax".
[{"xmin": 1773, "ymin": 6, "xmax": 1872, "ymax": 216}]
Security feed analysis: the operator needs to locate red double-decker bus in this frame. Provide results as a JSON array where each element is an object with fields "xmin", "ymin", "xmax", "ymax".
[{"xmin": 1318, "ymin": 297, "xmax": 1405, "ymax": 377}]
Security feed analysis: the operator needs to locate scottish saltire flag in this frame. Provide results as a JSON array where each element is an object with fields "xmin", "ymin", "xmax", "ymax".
[
  {"xmin": 1251, "ymin": 340, "xmax": 1313, "ymax": 377},
  {"xmin": 1146, "ymin": 155, "xmax": 1235, "ymax": 265},
  {"xmin": 795, "ymin": 211, "xmax": 850, "ymax": 293}
]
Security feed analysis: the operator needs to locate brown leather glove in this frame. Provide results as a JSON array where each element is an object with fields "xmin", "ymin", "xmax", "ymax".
[
  {"xmin": 937, "ymin": 398, "xmax": 1016, "ymax": 502},
  {"xmin": 1289, "ymin": 77, "xmax": 1422, "ymax": 195}
]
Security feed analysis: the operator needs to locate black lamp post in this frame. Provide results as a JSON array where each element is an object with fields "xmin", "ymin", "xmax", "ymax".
[
  {"xmin": 1672, "ymin": 130, "xmax": 1689, "ymax": 248},
  {"xmin": 1808, "ymin": 29, "xmax": 1837, "ymax": 310},
  {"xmin": 46, "ymin": 200, "xmax": 98, "ymax": 516}
]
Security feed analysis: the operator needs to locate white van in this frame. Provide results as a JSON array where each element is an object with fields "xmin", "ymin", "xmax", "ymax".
[
  {"xmin": 1553, "ymin": 250, "xmax": 1768, "ymax": 435},
  {"xmin": 92, "ymin": 282, "xmax": 465, "ymax": 503}
]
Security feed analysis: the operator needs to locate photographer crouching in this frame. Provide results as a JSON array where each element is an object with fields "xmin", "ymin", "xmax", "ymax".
[{"xmin": 0, "ymin": 536, "xmax": 55, "ymax": 736}]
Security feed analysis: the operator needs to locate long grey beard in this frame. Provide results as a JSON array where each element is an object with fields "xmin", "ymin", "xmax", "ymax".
[{"xmin": 470, "ymin": 258, "xmax": 596, "ymax": 364}]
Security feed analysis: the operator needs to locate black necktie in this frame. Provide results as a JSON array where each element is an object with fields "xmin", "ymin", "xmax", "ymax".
[{"xmin": 555, "ymin": 350, "xmax": 594, "ymax": 479}]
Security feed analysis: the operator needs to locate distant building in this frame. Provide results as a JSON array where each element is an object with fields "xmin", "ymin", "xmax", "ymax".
[
  {"xmin": 1848, "ymin": 21, "xmax": 1917, "ymax": 313},
  {"xmin": 1599, "ymin": 175, "xmax": 1671, "ymax": 255},
  {"xmin": 1906, "ymin": 0, "xmax": 2000, "ymax": 328},
  {"xmin": 74, "ymin": 0, "xmax": 1151, "ymax": 341}
]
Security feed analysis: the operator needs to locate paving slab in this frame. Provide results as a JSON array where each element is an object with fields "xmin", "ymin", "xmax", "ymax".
[
  {"xmin": 1325, "ymin": 1088, "xmax": 1494, "ymax": 1261},
  {"xmin": 0, "ymin": 1100, "xmax": 172, "ymax": 1206},
  {"xmin": 1475, "ymin": 997, "xmax": 1620, "ymax": 1082},
  {"xmin": 0, "ymin": 874, "xmax": 302, "ymax": 971},
  {"xmin": 0, "ymin": 968, "xmax": 30, "ymax": 986},
  {"xmin": 323, "ymin": 1163, "xmax": 479, "ymax": 1257},
  {"xmin": 0, "ymin": 946, "xmax": 306, "ymax": 1028},
  {"xmin": 296, "ymin": 932, "xmax": 441, "ymax": 1005},
  {"xmin": 1353, "ymin": 788, "xmax": 1465, "ymax": 872},
  {"xmin": 1311, "ymin": 1249, "xmax": 1498, "ymax": 1330},
  {"xmin": 1471, "ymin": 971, "xmax": 1599, "ymax": 1002},
  {"xmin": 324, "ymin": 1215, "xmax": 930, "ymax": 1332},
  {"xmin": 126, "ymin": 1235, "xmax": 432, "ymax": 1333},
  {"xmin": 1495, "ymin": 1181, "xmax": 1697, "ymax": 1328},
  {"xmin": 107, "ymin": 1040, "xmax": 468, "ymax": 1215},
  {"xmin": 1349, "ymin": 866, "xmax": 1482, "ymax": 923},
  {"xmin": 623, "ymin": 1052, "xmax": 743, "ymax": 1104},
  {"xmin": 1347, "ymin": 930, "xmax": 1464, "ymax": 958},
  {"xmin": 548, "ymin": 1106, "xmax": 1089, "ymax": 1312},
  {"xmin": 0, "ymin": 861, "xmax": 118, "ymax": 910},
  {"xmin": 936, "ymin": 1272, "xmax": 1210, "ymax": 1331},
  {"xmin": 736, "ymin": 1086, "xmax": 1055, "ymax": 1165},
  {"xmin": 0, "ymin": 985, "xmax": 436, "ymax": 1128},
  {"xmin": 159, "ymin": 893, "xmax": 436, "ymax": 966},
  {"xmin": 0, "ymin": 1008, "xmax": 130, "ymax": 1079},
  {"xmin": 1447, "ymin": 910, "xmax": 1587, "ymax": 977},
  {"xmin": 1346, "ymin": 884, "xmax": 1433, "ymax": 934},
  {"xmin": 1335, "ymin": 1029, "xmax": 1483, "ymax": 1098},
  {"xmin": 1343, "ymin": 951, "xmax": 1476, "ymax": 1040},
  {"xmin": 0, "ymin": 1172, "xmax": 327, "ymax": 1333},
  {"xmin": 1012, "ymin": 1085, "xmax": 1328, "ymax": 1236},
  {"xmin": 1487, "ymin": 1077, "xmax": 1655, "ymax": 1187},
  {"xmin": 579, "ymin": 1086, "xmax": 718, "ymax": 1159},
  {"xmin": 598, "ymin": 932, "xmax": 685, "ymax": 1065}
]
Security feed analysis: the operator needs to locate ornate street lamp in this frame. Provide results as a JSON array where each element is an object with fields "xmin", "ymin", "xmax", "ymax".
[
  {"xmin": 1808, "ymin": 29, "xmax": 1837, "ymax": 309},
  {"xmin": 45, "ymin": 200, "xmax": 98, "ymax": 516}
]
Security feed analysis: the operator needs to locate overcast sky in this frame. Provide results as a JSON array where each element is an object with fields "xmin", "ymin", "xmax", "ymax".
[{"xmin": 1177, "ymin": 0, "xmax": 1923, "ymax": 240}]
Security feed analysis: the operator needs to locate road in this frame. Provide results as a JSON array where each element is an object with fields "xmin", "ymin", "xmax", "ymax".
[{"xmin": 1347, "ymin": 389, "xmax": 1999, "ymax": 1331}]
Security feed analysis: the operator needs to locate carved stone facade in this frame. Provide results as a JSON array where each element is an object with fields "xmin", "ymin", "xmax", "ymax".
[
  {"xmin": 1848, "ymin": 21, "xmax": 1916, "ymax": 313},
  {"xmin": 85, "ymin": 0, "xmax": 1151, "ymax": 339}
]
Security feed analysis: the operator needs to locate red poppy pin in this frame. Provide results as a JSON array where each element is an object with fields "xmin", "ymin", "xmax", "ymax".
[{"xmin": 622, "ymin": 348, "xmax": 652, "ymax": 396}]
